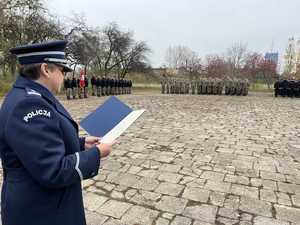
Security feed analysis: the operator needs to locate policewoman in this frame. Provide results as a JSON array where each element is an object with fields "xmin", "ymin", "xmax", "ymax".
[{"xmin": 0, "ymin": 40, "xmax": 114, "ymax": 225}]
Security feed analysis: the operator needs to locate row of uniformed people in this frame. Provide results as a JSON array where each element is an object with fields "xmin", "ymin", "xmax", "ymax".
[
  {"xmin": 161, "ymin": 78, "xmax": 224, "ymax": 95},
  {"xmin": 90, "ymin": 76, "xmax": 132, "ymax": 96},
  {"xmin": 64, "ymin": 75, "xmax": 132, "ymax": 100},
  {"xmin": 64, "ymin": 76, "xmax": 88, "ymax": 99},
  {"xmin": 161, "ymin": 78, "xmax": 249, "ymax": 96},
  {"xmin": 224, "ymin": 78, "xmax": 249, "ymax": 96},
  {"xmin": 274, "ymin": 79, "xmax": 300, "ymax": 98}
]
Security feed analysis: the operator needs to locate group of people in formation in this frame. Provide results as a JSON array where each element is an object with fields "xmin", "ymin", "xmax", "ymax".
[
  {"xmin": 161, "ymin": 77, "xmax": 250, "ymax": 96},
  {"xmin": 63, "ymin": 71, "xmax": 133, "ymax": 100},
  {"xmin": 274, "ymin": 79, "xmax": 300, "ymax": 98}
]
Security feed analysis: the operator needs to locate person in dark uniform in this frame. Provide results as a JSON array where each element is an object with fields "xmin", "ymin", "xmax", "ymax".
[
  {"xmin": 105, "ymin": 77, "xmax": 109, "ymax": 96},
  {"xmin": 116, "ymin": 78, "xmax": 120, "ymax": 95},
  {"xmin": 65, "ymin": 75, "xmax": 72, "ymax": 100},
  {"xmin": 96, "ymin": 76, "xmax": 101, "ymax": 97},
  {"xmin": 0, "ymin": 40, "xmax": 115, "ymax": 225},
  {"xmin": 296, "ymin": 80, "xmax": 300, "ymax": 98},
  {"xmin": 71, "ymin": 75, "xmax": 78, "ymax": 99},
  {"xmin": 274, "ymin": 80, "xmax": 279, "ymax": 97},
  {"xmin": 84, "ymin": 75, "xmax": 88, "ymax": 98},
  {"xmin": 77, "ymin": 76, "xmax": 81, "ymax": 98},
  {"xmin": 91, "ymin": 75, "xmax": 96, "ymax": 96},
  {"xmin": 108, "ymin": 78, "xmax": 113, "ymax": 95},
  {"xmin": 281, "ymin": 80, "xmax": 289, "ymax": 97},
  {"xmin": 129, "ymin": 79, "xmax": 132, "ymax": 94}
]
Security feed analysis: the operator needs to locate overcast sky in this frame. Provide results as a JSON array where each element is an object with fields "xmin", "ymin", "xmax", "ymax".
[{"xmin": 46, "ymin": 0, "xmax": 300, "ymax": 68}]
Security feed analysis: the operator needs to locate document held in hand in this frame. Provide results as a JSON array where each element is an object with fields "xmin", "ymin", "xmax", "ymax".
[{"xmin": 80, "ymin": 96, "xmax": 145, "ymax": 143}]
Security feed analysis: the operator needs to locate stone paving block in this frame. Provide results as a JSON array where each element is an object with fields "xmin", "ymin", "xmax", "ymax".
[
  {"xmin": 183, "ymin": 204, "xmax": 217, "ymax": 223},
  {"xmin": 159, "ymin": 164, "xmax": 182, "ymax": 173},
  {"xmin": 276, "ymin": 192, "xmax": 292, "ymax": 206},
  {"xmin": 225, "ymin": 174, "xmax": 249, "ymax": 185},
  {"xmin": 216, "ymin": 217, "xmax": 239, "ymax": 225},
  {"xmin": 110, "ymin": 191, "xmax": 124, "ymax": 199},
  {"xmin": 138, "ymin": 169, "xmax": 160, "ymax": 178},
  {"xmin": 133, "ymin": 177, "xmax": 160, "ymax": 191},
  {"xmin": 83, "ymin": 192, "xmax": 108, "ymax": 211},
  {"xmin": 156, "ymin": 217, "xmax": 170, "ymax": 225},
  {"xmin": 117, "ymin": 173, "xmax": 141, "ymax": 187},
  {"xmin": 260, "ymin": 171, "xmax": 286, "ymax": 182},
  {"xmin": 157, "ymin": 172, "xmax": 183, "ymax": 183},
  {"xmin": 275, "ymin": 204, "xmax": 300, "ymax": 223},
  {"xmin": 182, "ymin": 187, "xmax": 210, "ymax": 203},
  {"xmin": 170, "ymin": 216, "xmax": 192, "ymax": 225},
  {"xmin": 155, "ymin": 196, "xmax": 188, "ymax": 214},
  {"xmin": 186, "ymin": 178, "xmax": 206, "ymax": 188},
  {"xmin": 262, "ymin": 179, "xmax": 278, "ymax": 190},
  {"xmin": 231, "ymin": 184, "xmax": 259, "ymax": 199},
  {"xmin": 291, "ymin": 194, "xmax": 300, "ymax": 207},
  {"xmin": 200, "ymin": 171, "xmax": 225, "ymax": 181},
  {"xmin": 209, "ymin": 191, "xmax": 226, "ymax": 206},
  {"xmin": 253, "ymin": 216, "xmax": 289, "ymax": 225},
  {"xmin": 204, "ymin": 180, "xmax": 231, "ymax": 193},
  {"xmin": 155, "ymin": 182, "xmax": 184, "ymax": 196},
  {"xmin": 218, "ymin": 207, "xmax": 240, "ymax": 219},
  {"xmin": 278, "ymin": 182, "xmax": 299, "ymax": 194},
  {"xmin": 239, "ymin": 196, "xmax": 272, "ymax": 217},
  {"xmin": 85, "ymin": 210, "xmax": 108, "ymax": 225},
  {"xmin": 121, "ymin": 205, "xmax": 159, "ymax": 225},
  {"xmin": 192, "ymin": 221, "xmax": 213, "ymax": 225},
  {"xmin": 162, "ymin": 212, "xmax": 174, "ymax": 220},
  {"xmin": 260, "ymin": 189, "xmax": 277, "ymax": 203},
  {"xmin": 124, "ymin": 189, "xmax": 137, "ymax": 200},
  {"xmin": 224, "ymin": 195, "xmax": 240, "ymax": 210},
  {"xmin": 240, "ymin": 213, "xmax": 253, "ymax": 221},
  {"xmin": 96, "ymin": 200, "xmax": 132, "ymax": 219},
  {"xmin": 102, "ymin": 218, "xmax": 125, "ymax": 225},
  {"xmin": 127, "ymin": 166, "xmax": 143, "ymax": 174},
  {"xmin": 179, "ymin": 176, "xmax": 196, "ymax": 185}
]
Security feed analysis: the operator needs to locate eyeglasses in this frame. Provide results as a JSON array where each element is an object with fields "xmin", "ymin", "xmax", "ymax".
[{"xmin": 54, "ymin": 64, "xmax": 65, "ymax": 74}]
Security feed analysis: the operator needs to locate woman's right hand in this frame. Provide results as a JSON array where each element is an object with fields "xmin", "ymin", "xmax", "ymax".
[{"xmin": 96, "ymin": 141, "xmax": 115, "ymax": 158}]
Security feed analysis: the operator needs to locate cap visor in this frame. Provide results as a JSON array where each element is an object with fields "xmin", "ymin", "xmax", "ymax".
[{"xmin": 55, "ymin": 63, "xmax": 73, "ymax": 73}]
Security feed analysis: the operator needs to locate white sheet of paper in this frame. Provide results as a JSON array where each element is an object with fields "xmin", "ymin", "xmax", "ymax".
[{"xmin": 100, "ymin": 109, "xmax": 145, "ymax": 143}]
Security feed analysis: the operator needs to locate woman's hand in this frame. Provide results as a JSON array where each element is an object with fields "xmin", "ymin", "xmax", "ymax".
[
  {"xmin": 84, "ymin": 136, "xmax": 101, "ymax": 149},
  {"xmin": 96, "ymin": 140, "xmax": 117, "ymax": 158}
]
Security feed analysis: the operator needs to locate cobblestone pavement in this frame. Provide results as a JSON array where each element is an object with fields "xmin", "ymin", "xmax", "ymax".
[{"xmin": 2, "ymin": 91, "xmax": 300, "ymax": 225}]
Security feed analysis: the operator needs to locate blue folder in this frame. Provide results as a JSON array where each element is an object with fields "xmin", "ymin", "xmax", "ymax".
[{"xmin": 80, "ymin": 96, "xmax": 133, "ymax": 137}]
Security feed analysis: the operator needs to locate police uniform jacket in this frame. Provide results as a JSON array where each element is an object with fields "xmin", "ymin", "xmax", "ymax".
[{"xmin": 0, "ymin": 76, "xmax": 101, "ymax": 225}]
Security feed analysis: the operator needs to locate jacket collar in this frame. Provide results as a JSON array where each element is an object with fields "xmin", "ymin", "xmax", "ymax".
[{"xmin": 13, "ymin": 76, "xmax": 77, "ymax": 129}]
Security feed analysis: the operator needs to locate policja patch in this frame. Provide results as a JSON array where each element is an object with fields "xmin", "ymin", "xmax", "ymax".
[{"xmin": 23, "ymin": 109, "xmax": 51, "ymax": 122}]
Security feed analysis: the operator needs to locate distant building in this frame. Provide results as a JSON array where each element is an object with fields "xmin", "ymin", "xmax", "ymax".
[
  {"xmin": 265, "ymin": 52, "xmax": 279, "ymax": 65},
  {"xmin": 283, "ymin": 37, "xmax": 300, "ymax": 74}
]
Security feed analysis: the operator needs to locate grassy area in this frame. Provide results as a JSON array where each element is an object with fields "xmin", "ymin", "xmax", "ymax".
[{"xmin": 249, "ymin": 83, "xmax": 273, "ymax": 92}]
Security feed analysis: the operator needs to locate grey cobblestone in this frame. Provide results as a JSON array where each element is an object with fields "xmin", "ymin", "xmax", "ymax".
[{"xmin": 3, "ymin": 93, "xmax": 300, "ymax": 224}]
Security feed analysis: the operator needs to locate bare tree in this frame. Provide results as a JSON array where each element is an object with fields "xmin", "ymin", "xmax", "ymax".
[
  {"xmin": 165, "ymin": 45, "xmax": 201, "ymax": 74},
  {"xmin": 226, "ymin": 42, "xmax": 248, "ymax": 77},
  {"xmin": 205, "ymin": 54, "xmax": 228, "ymax": 78}
]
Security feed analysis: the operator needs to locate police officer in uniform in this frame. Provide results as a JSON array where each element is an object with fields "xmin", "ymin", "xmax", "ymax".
[
  {"xmin": 71, "ymin": 75, "xmax": 78, "ymax": 99},
  {"xmin": 0, "ymin": 40, "xmax": 115, "ymax": 225},
  {"xmin": 65, "ymin": 75, "xmax": 72, "ymax": 100},
  {"xmin": 96, "ymin": 76, "xmax": 101, "ymax": 97},
  {"xmin": 84, "ymin": 75, "xmax": 88, "ymax": 98},
  {"xmin": 91, "ymin": 75, "xmax": 97, "ymax": 96}
]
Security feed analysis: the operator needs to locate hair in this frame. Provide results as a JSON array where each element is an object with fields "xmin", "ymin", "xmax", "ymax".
[{"xmin": 19, "ymin": 63, "xmax": 57, "ymax": 80}]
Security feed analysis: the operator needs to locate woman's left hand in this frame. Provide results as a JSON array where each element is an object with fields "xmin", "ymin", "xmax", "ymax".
[{"xmin": 84, "ymin": 136, "xmax": 101, "ymax": 149}]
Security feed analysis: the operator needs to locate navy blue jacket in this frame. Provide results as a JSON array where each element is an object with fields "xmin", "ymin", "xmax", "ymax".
[{"xmin": 0, "ymin": 76, "xmax": 101, "ymax": 225}]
